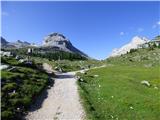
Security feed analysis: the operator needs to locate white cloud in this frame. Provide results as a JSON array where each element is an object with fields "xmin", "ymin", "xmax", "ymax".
[
  {"xmin": 1, "ymin": 11, "xmax": 9, "ymax": 16},
  {"xmin": 120, "ymin": 32, "xmax": 124, "ymax": 36},
  {"xmin": 137, "ymin": 28, "xmax": 144, "ymax": 32}
]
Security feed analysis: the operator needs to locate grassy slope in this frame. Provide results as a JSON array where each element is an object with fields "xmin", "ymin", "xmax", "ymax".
[
  {"xmin": 78, "ymin": 48, "xmax": 160, "ymax": 120},
  {"xmin": 1, "ymin": 57, "xmax": 49, "ymax": 120},
  {"xmin": 30, "ymin": 56, "xmax": 103, "ymax": 72}
]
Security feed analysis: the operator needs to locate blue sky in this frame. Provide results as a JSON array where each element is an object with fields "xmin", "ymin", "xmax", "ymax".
[{"xmin": 1, "ymin": 1, "xmax": 160, "ymax": 59}]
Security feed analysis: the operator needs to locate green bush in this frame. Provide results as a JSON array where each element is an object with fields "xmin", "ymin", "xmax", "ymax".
[
  {"xmin": 1, "ymin": 110, "xmax": 14, "ymax": 120},
  {"xmin": 129, "ymin": 49, "xmax": 137, "ymax": 53},
  {"xmin": 2, "ymin": 83, "xmax": 17, "ymax": 92},
  {"xmin": 22, "ymin": 97, "xmax": 32, "ymax": 108},
  {"xmin": 9, "ymin": 92, "xmax": 19, "ymax": 98},
  {"xmin": 10, "ymin": 98, "xmax": 22, "ymax": 107}
]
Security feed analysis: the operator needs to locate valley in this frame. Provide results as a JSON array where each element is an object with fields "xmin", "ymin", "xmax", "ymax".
[
  {"xmin": 1, "ymin": 34, "xmax": 160, "ymax": 120},
  {"xmin": 1, "ymin": 1, "xmax": 160, "ymax": 120}
]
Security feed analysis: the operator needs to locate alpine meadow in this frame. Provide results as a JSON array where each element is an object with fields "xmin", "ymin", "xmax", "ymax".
[{"xmin": 1, "ymin": 1, "xmax": 160, "ymax": 120}]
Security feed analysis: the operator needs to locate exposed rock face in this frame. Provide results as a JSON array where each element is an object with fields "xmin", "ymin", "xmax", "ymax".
[
  {"xmin": 110, "ymin": 36, "xmax": 149, "ymax": 57},
  {"xmin": 42, "ymin": 33, "xmax": 88, "ymax": 58}
]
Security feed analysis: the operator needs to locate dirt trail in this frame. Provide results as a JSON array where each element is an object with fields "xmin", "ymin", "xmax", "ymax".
[{"xmin": 25, "ymin": 63, "xmax": 85, "ymax": 120}]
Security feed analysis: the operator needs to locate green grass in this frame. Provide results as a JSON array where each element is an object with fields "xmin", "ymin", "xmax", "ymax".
[
  {"xmin": 1, "ymin": 57, "xmax": 49, "ymax": 120},
  {"xmin": 78, "ymin": 65, "xmax": 160, "ymax": 120},
  {"xmin": 53, "ymin": 59, "xmax": 104, "ymax": 72}
]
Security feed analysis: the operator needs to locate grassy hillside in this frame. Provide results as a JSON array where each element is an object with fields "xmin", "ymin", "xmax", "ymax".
[
  {"xmin": 106, "ymin": 48, "xmax": 160, "ymax": 66},
  {"xmin": 78, "ymin": 48, "xmax": 160, "ymax": 120},
  {"xmin": 1, "ymin": 57, "xmax": 50, "ymax": 120}
]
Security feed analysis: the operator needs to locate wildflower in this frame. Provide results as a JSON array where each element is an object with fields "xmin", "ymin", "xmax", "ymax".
[
  {"xmin": 110, "ymin": 115, "xmax": 114, "ymax": 119},
  {"xmin": 94, "ymin": 75, "xmax": 99, "ymax": 77},
  {"xmin": 130, "ymin": 106, "xmax": 134, "ymax": 109}
]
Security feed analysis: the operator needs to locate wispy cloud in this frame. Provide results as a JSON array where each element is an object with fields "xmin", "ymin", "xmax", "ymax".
[
  {"xmin": 152, "ymin": 21, "xmax": 160, "ymax": 29},
  {"xmin": 152, "ymin": 25, "xmax": 157, "ymax": 29},
  {"xmin": 137, "ymin": 28, "xmax": 144, "ymax": 32},
  {"xmin": 120, "ymin": 32, "xmax": 125, "ymax": 36},
  {"xmin": 1, "ymin": 11, "xmax": 9, "ymax": 16}
]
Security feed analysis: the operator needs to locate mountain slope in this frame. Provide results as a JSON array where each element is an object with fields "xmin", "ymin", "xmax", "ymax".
[{"xmin": 110, "ymin": 36, "xmax": 149, "ymax": 57}]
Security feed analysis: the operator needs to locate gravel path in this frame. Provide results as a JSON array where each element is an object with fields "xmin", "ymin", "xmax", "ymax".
[{"xmin": 25, "ymin": 63, "xmax": 85, "ymax": 120}]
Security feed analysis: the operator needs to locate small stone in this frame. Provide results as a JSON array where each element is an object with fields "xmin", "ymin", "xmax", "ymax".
[
  {"xmin": 141, "ymin": 80, "xmax": 150, "ymax": 87},
  {"xmin": 13, "ymin": 90, "xmax": 16, "ymax": 94},
  {"xmin": 80, "ymin": 78, "xmax": 83, "ymax": 82},
  {"xmin": 19, "ymin": 59, "xmax": 25, "ymax": 63}
]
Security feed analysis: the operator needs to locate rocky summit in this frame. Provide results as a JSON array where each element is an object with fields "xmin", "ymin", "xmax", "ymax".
[
  {"xmin": 109, "ymin": 36, "xmax": 149, "ymax": 57},
  {"xmin": 42, "ymin": 32, "xmax": 88, "ymax": 58}
]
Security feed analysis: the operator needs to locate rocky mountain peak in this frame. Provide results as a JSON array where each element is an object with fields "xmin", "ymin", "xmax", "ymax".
[
  {"xmin": 131, "ymin": 36, "xmax": 149, "ymax": 44},
  {"xmin": 42, "ymin": 32, "xmax": 89, "ymax": 58},
  {"xmin": 17, "ymin": 40, "xmax": 23, "ymax": 43},
  {"xmin": 109, "ymin": 36, "xmax": 150, "ymax": 57},
  {"xmin": 43, "ymin": 32, "xmax": 69, "ymax": 46}
]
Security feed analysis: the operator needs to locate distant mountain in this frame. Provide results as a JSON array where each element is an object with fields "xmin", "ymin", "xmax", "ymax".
[
  {"xmin": 109, "ymin": 36, "xmax": 149, "ymax": 57},
  {"xmin": 1, "ymin": 37, "xmax": 36, "ymax": 48},
  {"xmin": 1, "ymin": 37, "xmax": 8, "ymax": 46},
  {"xmin": 9, "ymin": 40, "xmax": 31, "ymax": 48},
  {"xmin": 1, "ymin": 37, "xmax": 15, "ymax": 48},
  {"xmin": 42, "ymin": 32, "xmax": 89, "ymax": 58},
  {"xmin": 1, "ymin": 33, "xmax": 89, "ymax": 59}
]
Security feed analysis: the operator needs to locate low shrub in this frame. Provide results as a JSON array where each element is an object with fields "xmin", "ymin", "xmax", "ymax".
[{"xmin": 1, "ymin": 110, "xmax": 14, "ymax": 120}]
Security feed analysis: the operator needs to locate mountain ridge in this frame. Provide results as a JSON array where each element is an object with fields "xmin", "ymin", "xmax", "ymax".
[{"xmin": 1, "ymin": 32, "xmax": 89, "ymax": 58}]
